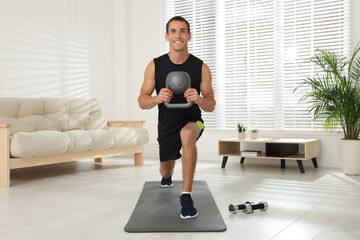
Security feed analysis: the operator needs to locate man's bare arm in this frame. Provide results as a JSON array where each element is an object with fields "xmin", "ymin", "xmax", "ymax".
[
  {"xmin": 138, "ymin": 61, "xmax": 173, "ymax": 109},
  {"xmin": 184, "ymin": 63, "xmax": 216, "ymax": 112}
]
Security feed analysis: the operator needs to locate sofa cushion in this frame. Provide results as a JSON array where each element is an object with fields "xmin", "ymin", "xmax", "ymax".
[
  {"xmin": 0, "ymin": 98, "xmax": 108, "ymax": 136},
  {"xmin": 10, "ymin": 128, "xmax": 149, "ymax": 158},
  {"xmin": 10, "ymin": 131, "xmax": 71, "ymax": 158}
]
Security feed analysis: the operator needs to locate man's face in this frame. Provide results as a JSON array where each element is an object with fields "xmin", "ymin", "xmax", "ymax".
[{"xmin": 165, "ymin": 21, "xmax": 191, "ymax": 52}]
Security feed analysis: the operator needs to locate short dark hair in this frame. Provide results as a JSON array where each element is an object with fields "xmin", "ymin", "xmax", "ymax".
[{"xmin": 166, "ymin": 16, "xmax": 190, "ymax": 34}]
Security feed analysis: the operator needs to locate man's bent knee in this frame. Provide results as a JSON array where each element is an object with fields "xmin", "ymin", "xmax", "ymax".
[{"xmin": 180, "ymin": 123, "xmax": 200, "ymax": 146}]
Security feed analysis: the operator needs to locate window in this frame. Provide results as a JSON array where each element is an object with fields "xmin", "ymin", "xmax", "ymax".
[{"xmin": 162, "ymin": 0, "xmax": 352, "ymax": 130}]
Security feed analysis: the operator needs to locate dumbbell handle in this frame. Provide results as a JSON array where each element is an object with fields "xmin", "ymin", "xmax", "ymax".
[
  {"xmin": 251, "ymin": 203, "xmax": 265, "ymax": 210},
  {"xmin": 251, "ymin": 201, "xmax": 268, "ymax": 211}
]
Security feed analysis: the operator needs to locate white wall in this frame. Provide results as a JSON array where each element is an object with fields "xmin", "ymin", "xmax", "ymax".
[
  {"xmin": 0, "ymin": 0, "xmax": 118, "ymax": 120},
  {"xmin": 122, "ymin": 0, "xmax": 163, "ymax": 153}
]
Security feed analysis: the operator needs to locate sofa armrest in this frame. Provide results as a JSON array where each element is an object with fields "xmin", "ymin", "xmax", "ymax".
[{"xmin": 107, "ymin": 121, "xmax": 145, "ymax": 128}]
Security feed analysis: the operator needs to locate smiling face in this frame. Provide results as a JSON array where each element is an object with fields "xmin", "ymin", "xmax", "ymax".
[{"xmin": 165, "ymin": 20, "xmax": 191, "ymax": 53}]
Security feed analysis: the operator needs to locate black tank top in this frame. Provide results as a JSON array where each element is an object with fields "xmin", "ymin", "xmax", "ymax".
[{"xmin": 154, "ymin": 53, "xmax": 203, "ymax": 136}]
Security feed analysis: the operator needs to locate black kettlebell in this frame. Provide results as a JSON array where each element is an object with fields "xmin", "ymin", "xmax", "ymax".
[{"xmin": 164, "ymin": 71, "xmax": 193, "ymax": 109}]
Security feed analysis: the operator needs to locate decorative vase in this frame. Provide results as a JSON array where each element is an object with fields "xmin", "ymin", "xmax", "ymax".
[
  {"xmin": 339, "ymin": 139, "xmax": 360, "ymax": 175},
  {"xmin": 238, "ymin": 132, "xmax": 246, "ymax": 140},
  {"xmin": 251, "ymin": 132, "xmax": 258, "ymax": 139}
]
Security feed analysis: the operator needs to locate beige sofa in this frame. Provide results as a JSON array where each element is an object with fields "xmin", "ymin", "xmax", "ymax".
[{"xmin": 0, "ymin": 98, "xmax": 149, "ymax": 187}]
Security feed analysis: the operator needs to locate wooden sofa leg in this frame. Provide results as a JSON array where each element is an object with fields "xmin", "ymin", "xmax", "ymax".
[
  {"xmin": 134, "ymin": 146, "xmax": 144, "ymax": 165},
  {"xmin": 134, "ymin": 152, "xmax": 144, "ymax": 165},
  {"xmin": 95, "ymin": 158, "xmax": 103, "ymax": 162},
  {"xmin": 0, "ymin": 168, "xmax": 10, "ymax": 188},
  {"xmin": 0, "ymin": 125, "xmax": 10, "ymax": 187}
]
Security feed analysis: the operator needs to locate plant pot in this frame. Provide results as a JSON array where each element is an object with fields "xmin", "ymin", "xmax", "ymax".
[
  {"xmin": 339, "ymin": 139, "xmax": 360, "ymax": 175},
  {"xmin": 238, "ymin": 132, "xmax": 246, "ymax": 140},
  {"xmin": 251, "ymin": 132, "xmax": 258, "ymax": 139}
]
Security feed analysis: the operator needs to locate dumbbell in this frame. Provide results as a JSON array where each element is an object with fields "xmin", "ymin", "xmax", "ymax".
[{"xmin": 229, "ymin": 201, "xmax": 268, "ymax": 214}]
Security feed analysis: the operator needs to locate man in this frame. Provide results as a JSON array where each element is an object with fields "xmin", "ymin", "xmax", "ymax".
[{"xmin": 138, "ymin": 16, "xmax": 216, "ymax": 219}]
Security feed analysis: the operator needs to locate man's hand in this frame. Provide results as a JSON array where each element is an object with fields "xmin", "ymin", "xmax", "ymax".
[
  {"xmin": 157, "ymin": 88, "xmax": 173, "ymax": 104},
  {"xmin": 184, "ymin": 88, "xmax": 201, "ymax": 104}
]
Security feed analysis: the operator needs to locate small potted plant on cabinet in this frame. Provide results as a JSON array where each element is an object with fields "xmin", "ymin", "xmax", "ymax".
[
  {"xmin": 251, "ymin": 129, "xmax": 259, "ymax": 139},
  {"xmin": 237, "ymin": 123, "xmax": 247, "ymax": 139}
]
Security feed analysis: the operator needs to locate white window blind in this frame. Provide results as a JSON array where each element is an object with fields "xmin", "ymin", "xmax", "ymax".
[{"xmin": 162, "ymin": 0, "xmax": 352, "ymax": 130}]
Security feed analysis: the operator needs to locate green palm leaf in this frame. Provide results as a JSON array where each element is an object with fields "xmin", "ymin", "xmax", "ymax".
[{"xmin": 294, "ymin": 44, "xmax": 360, "ymax": 139}]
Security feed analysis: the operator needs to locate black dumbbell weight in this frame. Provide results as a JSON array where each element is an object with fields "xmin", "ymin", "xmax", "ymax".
[{"xmin": 229, "ymin": 201, "xmax": 268, "ymax": 214}]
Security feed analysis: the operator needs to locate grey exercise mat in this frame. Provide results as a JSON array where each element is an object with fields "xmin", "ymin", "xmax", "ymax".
[{"xmin": 124, "ymin": 180, "xmax": 227, "ymax": 232}]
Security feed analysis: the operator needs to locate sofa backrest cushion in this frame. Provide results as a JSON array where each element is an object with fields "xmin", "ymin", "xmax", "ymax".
[{"xmin": 0, "ymin": 98, "xmax": 108, "ymax": 136}]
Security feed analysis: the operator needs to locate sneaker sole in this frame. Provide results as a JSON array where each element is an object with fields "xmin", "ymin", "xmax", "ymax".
[
  {"xmin": 161, "ymin": 184, "xmax": 173, "ymax": 188},
  {"xmin": 180, "ymin": 212, "xmax": 199, "ymax": 219}
]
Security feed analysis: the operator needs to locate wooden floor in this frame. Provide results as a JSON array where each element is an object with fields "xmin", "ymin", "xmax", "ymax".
[{"xmin": 0, "ymin": 157, "xmax": 360, "ymax": 240}]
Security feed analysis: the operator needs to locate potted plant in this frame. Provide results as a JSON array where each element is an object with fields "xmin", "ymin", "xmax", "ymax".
[
  {"xmin": 251, "ymin": 129, "xmax": 259, "ymax": 139},
  {"xmin": 236, "ymin": 123, "xmax": 247, "ymax": 139},
  {"xmin": 294, "ymin": 44, "xmax": 360, "ymax": 175}
]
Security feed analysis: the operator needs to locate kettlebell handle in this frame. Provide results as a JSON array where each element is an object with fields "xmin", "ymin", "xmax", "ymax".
[{"xmin": 164, "ymin": 101, "xmax": 193, "ymax": 109}]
